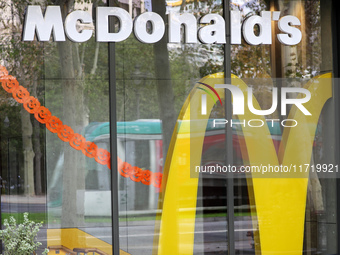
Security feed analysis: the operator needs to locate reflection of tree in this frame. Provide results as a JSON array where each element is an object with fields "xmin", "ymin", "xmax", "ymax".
[
  {"xmin": 230, "ymin": 0, "xmax": 272, "ymax": 79},
  {"xmin": 56, "ymin": 0, "xmax": 88, "ymax": 227},
  {"xmin": 283, "ymin": 0, "xmax": 321, "ymax": 78},
  {"xmin": 152, "ymin": 1, "xmax": 177, "ymax": 160},
  {"xmin": 199, "ymin": 58, "xmax": 224, "ymax": 77},
  {"xmin": 0, "ymin": 0, "xmax": 109, "ymax": 227},
  {"xmin": 0, "ymin": 0, "xmax": 46, "ymax": 196}
]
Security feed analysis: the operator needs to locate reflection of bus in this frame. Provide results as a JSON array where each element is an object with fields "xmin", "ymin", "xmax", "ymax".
[
  {"xmin": 48, "ymin": 120, "xmax": 164, "ymax": 216},
  {"xmin": 48, "ymin": 119, "xmax": 284, "ymax": 216}
]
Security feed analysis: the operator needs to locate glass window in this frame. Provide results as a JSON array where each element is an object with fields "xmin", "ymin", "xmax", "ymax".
[{"xmin": 0, "ymin": 0, "xmax": 337, "ymax": 255}]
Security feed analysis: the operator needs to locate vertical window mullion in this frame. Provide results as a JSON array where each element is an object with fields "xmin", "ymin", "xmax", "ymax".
[
  {"xmin": 223, "ymin": 0, "xmax": 235, "ymax": 254},
  {"xmin": 108, "ymin": 1, "xmax": 120, "ymax": 254}
]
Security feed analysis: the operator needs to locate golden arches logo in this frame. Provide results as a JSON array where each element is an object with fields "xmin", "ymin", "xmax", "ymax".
[{"xmin": 155, "ymin": 73, "xmax": 332, "ymax": 255}]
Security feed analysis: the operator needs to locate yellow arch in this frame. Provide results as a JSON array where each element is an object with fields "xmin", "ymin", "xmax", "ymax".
[{"xmin": 156, "ymin": 73, "xmax": 332, "ymax": 255}]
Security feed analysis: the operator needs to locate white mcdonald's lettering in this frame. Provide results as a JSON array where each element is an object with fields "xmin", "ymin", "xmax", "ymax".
[{"xmin": 22, "ymin": 6, "xmax": 302, "ymax": 46}]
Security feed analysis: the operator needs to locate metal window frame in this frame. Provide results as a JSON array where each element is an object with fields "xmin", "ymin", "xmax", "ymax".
[
  {"xmin": 332, "ymin": 0, "xmax": 340, "ymax": 253},
  {"xmin": 223, "ymin": 0, "xmax": 235, "ymax": 254},
  {"xmin": 108, "ymin": 1, "xmax": 120, "ymax": 255}
]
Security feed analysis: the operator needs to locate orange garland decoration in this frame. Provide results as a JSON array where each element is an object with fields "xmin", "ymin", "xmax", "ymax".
[{"xmin": 0, "ymin": 66, "xmax": 162, "ymax": 188}]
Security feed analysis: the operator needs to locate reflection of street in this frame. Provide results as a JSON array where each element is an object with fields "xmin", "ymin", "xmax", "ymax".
[
  {"xmin": 0, "ymin": 197, "xmax": 255, "ymax": 254},
  {"xmin": 80, "ymin": 216, "xmax": 255, "ymax": 255},
  {"xmin": 2, "ymin": 202, "xmax": 46, "ymax": 213},
  {"xmin": 1, "ymin": 195, "xmax": 46, "ymax": 213}
]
